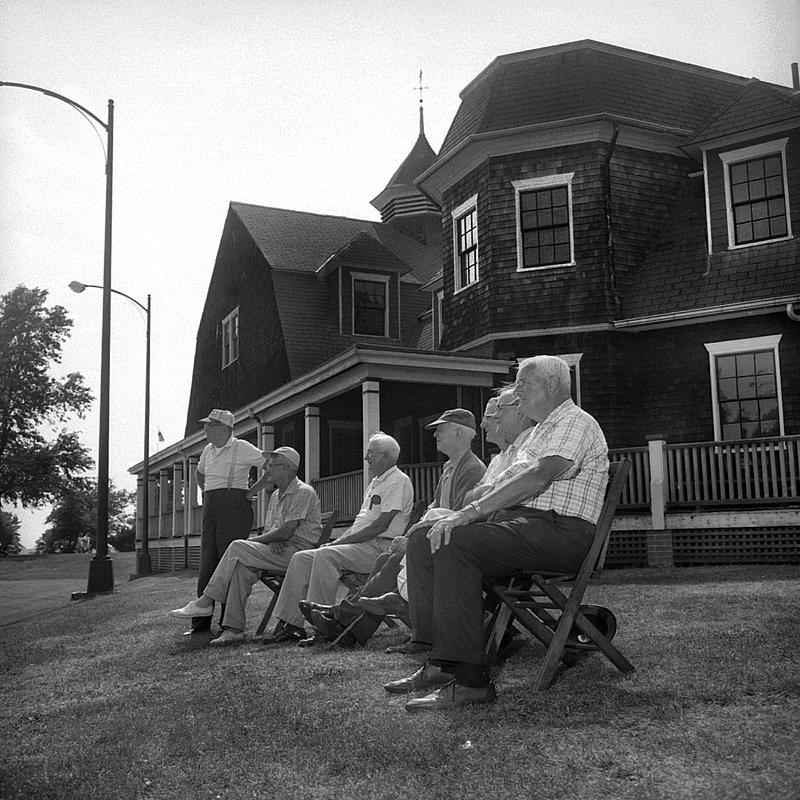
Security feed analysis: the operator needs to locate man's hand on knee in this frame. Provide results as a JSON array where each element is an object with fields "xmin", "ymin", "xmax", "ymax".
[{"xmin": 426, "ymin": 511, "xmax": 466, "ymax": 553}]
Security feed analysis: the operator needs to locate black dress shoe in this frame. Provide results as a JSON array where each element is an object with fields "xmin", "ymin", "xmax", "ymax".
[
  {"xmin": 309, "ymin": 609, "xmax": 355, "ymax": 647},
  {"xmin": 353, "ymin": 592, "xmax": 409, "ymax": 618},
  {"xmin": 383, "ymin": 663, "xmax": 451, "ymax": 695},
  {"xmin": 404, "ymin": 681, "xmax": 496, "ymax": 712},
  {"xmin": 299, "ymin": 600, "xmax": 335, "ymax": 625},
  {"xmin": 262, "ymin": 624, "xmax": 306, "ymax": 645}
]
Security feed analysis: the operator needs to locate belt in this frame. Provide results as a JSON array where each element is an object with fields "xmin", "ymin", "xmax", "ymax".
[{"xmin": 205, "ymin": 488, "xmax": 248, "ymax": 494}]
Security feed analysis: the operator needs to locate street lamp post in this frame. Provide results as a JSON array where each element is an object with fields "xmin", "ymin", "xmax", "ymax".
[
  {"xmin": 70, "ymin": 282, "xmax": 152, "ymax": 576},
  {"xmin": 1, "ymin": 81, "xmax": 115, "ymax": 593}
]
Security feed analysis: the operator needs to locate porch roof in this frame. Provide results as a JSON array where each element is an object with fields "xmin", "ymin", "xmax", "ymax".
[{"xmin": 130, "ymin": 345, "xmax": 514, "ymax": 474}]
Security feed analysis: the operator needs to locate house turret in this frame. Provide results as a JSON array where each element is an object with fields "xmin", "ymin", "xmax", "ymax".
[{"xmin": 371, "ymin": 104, "xmax": 441, "ymax": 246}]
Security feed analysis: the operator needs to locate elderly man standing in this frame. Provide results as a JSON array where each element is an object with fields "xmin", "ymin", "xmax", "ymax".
[
  {"xmin": 169, "ymin": 446, "xmax": 321, "ymax": 645},
  {"xmin": 264, "ymin": 432, "xmax": 413, "ymax": 644},
  {"xmin": 185, "ymin": 409, "xmax": 268, "ymax": 636},
  {"xmin": 305, "ymin": 409, "xmax": 486, "ymax": 648},
  {"xmin": 386, "ymin": 356, "xmax": 608, "ymax": 711}
]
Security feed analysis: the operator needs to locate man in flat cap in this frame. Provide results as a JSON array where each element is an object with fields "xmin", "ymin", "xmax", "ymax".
[
  {"xmin": 304, "ymin": 409, "xmax": 485, "ymax": 648},
  {"xmin": 170, "ymin": 444, "xmax": 321, "ymax": 645}
]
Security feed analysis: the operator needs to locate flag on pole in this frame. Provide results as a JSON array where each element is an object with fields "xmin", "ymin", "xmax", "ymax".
[{"xmin": 157, "ymin": 428, "xmax": 164, "ymax": 442}]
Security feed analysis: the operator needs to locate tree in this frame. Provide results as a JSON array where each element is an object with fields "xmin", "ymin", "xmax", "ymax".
[
  {"xmin": 38, "ymin": 478, "xmax": 135, "ymax": 553},
  {"xmin": 0, "ymin": 286, "xmax": 94, "ymax": 506},
  {"xmin": 0, "ymin": 511, "xmax": 22, "ymax": 555}
]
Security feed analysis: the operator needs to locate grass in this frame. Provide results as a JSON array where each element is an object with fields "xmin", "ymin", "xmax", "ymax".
[{"xmin": 1, "ymin": 558, "xmax": 799, "ymax": 800}]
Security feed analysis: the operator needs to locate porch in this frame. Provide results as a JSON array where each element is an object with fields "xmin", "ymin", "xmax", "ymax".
[{"xmin": 137, "ymin": 433, "xmax": 800, "ymax": 572}]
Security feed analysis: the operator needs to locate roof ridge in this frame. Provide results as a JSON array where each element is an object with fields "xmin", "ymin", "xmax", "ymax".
[{"xmin": 230, "ymin": 201, "xmax": 378, "ymax": 226}]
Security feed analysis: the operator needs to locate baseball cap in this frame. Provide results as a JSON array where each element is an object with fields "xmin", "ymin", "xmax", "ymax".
[
  {"xmin": 425, "ymin": 408, "xmax": 476, "ymax": 431},
  {"xmin": 268, "ymin": 446, "xmax": 300, "ymax": 470},
  {"xmin": 199, "ymin": 409, "xmax": 235, "ymax": 427}
]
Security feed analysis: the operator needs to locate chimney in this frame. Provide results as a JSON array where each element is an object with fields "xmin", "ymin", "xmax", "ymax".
[{"xmin": 792, "ymin": 62, "xmax": 799, "ymax": 90}]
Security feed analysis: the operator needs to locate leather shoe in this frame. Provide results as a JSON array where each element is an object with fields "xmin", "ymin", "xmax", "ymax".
[
  {"xmin": 297, "ymin": 632, "xmax": 324, "ymax": 648},
  {"xmin": 309, "ymin": 609, "xmax": 355, "ymax": 647},
  {"xmin": 404, "ymin": 681, "xmax": 496, "ymax": 712},
  {"xmin": 383, "ymin": 663, "xmax": 451, "ymax": 695},
  {"xmin": 298, "ymin": 600, "xmax": 334, "ymax": 625},
  {"xmin": 354, "ymin": 592, "xmax": 409, "ymax": 619},
  {"xmin": 261, "ymin": 623, "xmax": 306, "ymax": 645},
  {"xmin": 385, "ymin": 640, "xmax": 431, "ymax": 655}
]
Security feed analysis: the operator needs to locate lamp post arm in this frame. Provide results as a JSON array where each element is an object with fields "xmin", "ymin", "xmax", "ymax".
[
  {"xmin": 0, "ymin": 81, "xmax": 108, "ymax": 130},
  {"xmin": 78, "ymin": 283, "xmax": 149, "ymax": 315}
]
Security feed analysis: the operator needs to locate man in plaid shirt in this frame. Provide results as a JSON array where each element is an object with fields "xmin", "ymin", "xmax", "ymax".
[{"xmin": 385, "ymin": 355, "xmax": 608, "ymax": 711}]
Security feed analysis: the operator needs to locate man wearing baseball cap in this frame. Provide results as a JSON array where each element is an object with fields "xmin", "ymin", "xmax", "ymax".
[
  {"xmin": 304, "ymin": 409, "xmax": 485, "ymax": 648},
  {"xmin": 176, "ymin": 409, "xmax": 267, "ymax": 636},
  {"xmin": 170, "ymin": 445, "xmax": 322, "ymax": 645}
]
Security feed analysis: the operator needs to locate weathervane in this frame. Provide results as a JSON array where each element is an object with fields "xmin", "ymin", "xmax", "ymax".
[{"xmin": 414, "ymin": 69, "xmax": 429, "ymax": 134}]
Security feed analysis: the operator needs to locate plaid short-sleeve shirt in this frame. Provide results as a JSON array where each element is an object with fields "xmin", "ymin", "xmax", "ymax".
[{"xmin": 510, "ymin": 400, "xmax": 608, "ymax": 524}]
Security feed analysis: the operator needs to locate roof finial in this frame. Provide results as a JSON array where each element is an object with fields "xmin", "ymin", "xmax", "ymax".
[{"xmin": 414, "ymin": 69, "xmax": 429, "ymax": 135}]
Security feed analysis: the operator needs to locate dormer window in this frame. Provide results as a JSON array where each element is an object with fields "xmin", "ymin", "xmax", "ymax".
[
  {"xmin": 221, "ymin": 307, "xmax": 239, "ymax": 368},
  {"xmin": 513, "ymin": 174, "xmax": 575, "ymax": 270},
  {"xmin": 352, "ymin": 273, "xmax": 388, "ymax": 337},
  {"xmin": 452, "ymin": 195, "xmax": 479, "ymax": 292},
  {"xmin": 720, "ymin": 139, "xmax": 791, "ymax": 248}
]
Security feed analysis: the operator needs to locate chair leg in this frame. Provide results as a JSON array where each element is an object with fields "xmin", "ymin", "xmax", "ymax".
[
  {"xmin": 256, "ymin": 591, "xmax": 279, "ymax": 636},
  {"xmin": 326, "ymin": 613, "xmax": 365, "ymax": 649}
]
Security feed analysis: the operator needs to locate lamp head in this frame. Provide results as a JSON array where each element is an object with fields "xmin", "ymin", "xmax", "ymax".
[{"xmin": 68, "ymin": 281, "xmax": 87, "ymax": 293}]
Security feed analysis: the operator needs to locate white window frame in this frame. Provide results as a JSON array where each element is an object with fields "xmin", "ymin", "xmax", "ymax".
[
  {"xmin": 351, "ymin": 271, "xmax": 389, "ymax": 338},
  {"xmin": 719, "ymin": 138, "xmax": 792, "ymax": 250},
  {"xmin": 704, "ymin": 334, "xmax": 785, "ymax": 440},
  {"xmin": 513, "ymin": 173, "xmax": 576, "ymax": 272},
  {"xmin": 221, "ymin": 307, "xmax": 239, "ymax": 369},
  {"xmin": 451, "ymin": 194, "xmax": 479, "ymax": 294},
  {"xmin": 435, "ymin": 290, "xmax": 444, "ymax": 347}
]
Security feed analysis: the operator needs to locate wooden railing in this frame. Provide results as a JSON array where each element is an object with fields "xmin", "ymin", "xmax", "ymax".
[
  {"xmin": 311, "ymin": 435, "xmax": 800, "ymax": 521},
  {"xmin": 664, "ymin": 435, "xmax": 800, "ymax": 507},
  {"xmin": 609, "ymin": 446, "xmax": 650, "ymax": 508}
]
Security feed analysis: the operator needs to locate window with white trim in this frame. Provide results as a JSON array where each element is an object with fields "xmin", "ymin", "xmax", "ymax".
[
  {"xmin": 704, "ymin": 335, "xmax": 784, "ymax": 440},
  {"xmin": 352, "ymin": 272, "xmax": 389, "ymax": 337},
  {"xmin": 451, "ymin": 195, "xmax": 479, "ymax": 292},
  {"xmin": 221, "ymin": 307, "xmax": 239, "ymax": 368},
  {"xmin": 720, "ymin": 139, "xmax": 791, "ymax": 249},
  {"xmin": 513, "ymin": 174, "xmax": 575, "ymax": 270}
]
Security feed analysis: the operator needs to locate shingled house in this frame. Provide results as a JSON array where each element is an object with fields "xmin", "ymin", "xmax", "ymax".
[{"xmin": 133, "ymin": 41, "xmax": 800, "ymax": 571}]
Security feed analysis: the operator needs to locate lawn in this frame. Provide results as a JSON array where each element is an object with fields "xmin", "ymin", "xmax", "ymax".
[{"xmin": 1, "ymin": 557, "xmax": 798, "ymax": 800}]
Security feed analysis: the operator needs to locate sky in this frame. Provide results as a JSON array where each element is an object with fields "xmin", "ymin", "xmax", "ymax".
[{"xmin": 2, "ymin": 0, "xmax": 798, "ymax": 548}]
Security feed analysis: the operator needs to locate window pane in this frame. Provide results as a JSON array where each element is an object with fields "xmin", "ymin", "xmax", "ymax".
[
  {"xmin": 764, "ymin": 155, "xmax": 782, "ymax": 176},
  {"xmin": 521, "ymin": 192, "xmax": 537, "ymax": 211},
  {"xmin": 765, "ymin": 176, "xmax": 784, "ymax": 196},
  {"xmin": 751, "ymin": 200, "xmax": 768, "ymax": 220},
  {"xmin": 741, "ymin": 422, "xmax": 760, "ymax": 438},
  {"xmin": 540, "ymin": 228, "xmax": 554, "ymax": 246},
  {"xmin": 523, "ymin": 230, "xmax": 539, "ymax": 248},
  {"xmin": 537, "ymin": 209, "xmax": 553, "ymax": 227},
  {"xmin": 718, "ymin": 377, "xmax": 737, "ymax": 401},
  {"xmin": 551, "ymin": 187, "xmax": 568, "ymax": 205},
  {"xmin": 752, "ymin": 219, "xmax": 770, "ymax": 240},
  {"xmin": 720, "ymin": 401, "xmax": 740, "ymax": 423},
  {"xmin": 759, "ymin": 398, "xmax": 778, "ymax": 421},
  {"xmin": 730, "ymin": 163, "xmax": 748, "ymax": 183},
  {"xmin": 524, "ymin": 247, "xmax": 540, "ymax": 266},
  {"xmin": 735, "ymin": 353, "xmax": 755, "ymax": 375},
  {"xmin": 771, "ymin": 217, "xmax": 787, "ymax": 236},
  {"xmin": 754, "ymin": 351, "xmax": 775, "ymax": 374},
  {"xmin": 723, "ymin": 423, "xmax": 741, "ymax": 439},
  {"xmin": 756, "ymin": 375, "xmax": 776, "ymax": 396},
  {"xmin": 716, "ymin": 355, "xmax": 736, "ymax": 378},
  {"xmin": 734, "ymin": 205, "xmax": 752, "ymax": 224},
  {"xmin": 735, "ymin": 222, "xmax": 753, "ymax": 243},
  {"xmin": 554, "ymin": 244, "xmax": 571, "ymax": 263},
  {"xmin": 740, "ymin": 399, "xmax": 758, "ymax": 421},
  {"xmin": 747, "ymin": 160, "xmax": 765, "ymax": 179}
]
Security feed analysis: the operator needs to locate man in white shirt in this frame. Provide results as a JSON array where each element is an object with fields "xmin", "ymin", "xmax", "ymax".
[
  {"xmin": 187, "ymin": 409, "xmax": 267, "ymax": 635},
  {"xmin": 264, "ymin": 432, "xmax": 413, "ymax": 644},
  {"xmin": 170, "ymin": 446, "xmax": 321, "ymax": 645}
]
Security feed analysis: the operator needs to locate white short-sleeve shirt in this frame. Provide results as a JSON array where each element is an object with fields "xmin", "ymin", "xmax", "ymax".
[
  {"xmin": 197, "ymin": 437, "xmax": 265, "ymax": 491},
  {"xmin": 350, "ymin": 465, "xmax": 414, "ymax": 539}
]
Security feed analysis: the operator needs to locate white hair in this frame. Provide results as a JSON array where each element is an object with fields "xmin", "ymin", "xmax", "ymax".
[
  {"xmin": 517, "ymin": 355, "xmax": 572, "ymax": 395},
  {"xmin": 368, "ymin": 432, "xmax": 401, "ymax": 461}
]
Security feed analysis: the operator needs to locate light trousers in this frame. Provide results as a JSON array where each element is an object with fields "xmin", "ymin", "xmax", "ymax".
[
  {"xmin": 203, "ymin": 539, "xmax": 301, "ymax": 632},
  {"xmin": 273, "ymin": 537, "xmax": 392, "ymax": 628}
]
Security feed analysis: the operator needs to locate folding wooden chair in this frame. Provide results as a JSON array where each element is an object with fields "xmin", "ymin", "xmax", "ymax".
[
  {"xmin": 484, "ymin": 458, "xmax": 634, "ymax": 691},
  {"xmin": 326, "ymin": 498, "xmax": 427, "ymax": 648},
  {"xmin": 254, "ymin": 510, "xmax": 338, "ymax": 636}
]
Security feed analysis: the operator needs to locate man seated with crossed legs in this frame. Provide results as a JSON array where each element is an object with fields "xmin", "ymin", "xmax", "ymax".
[
  {"xmin": 384, "ymin": 355, "xmax": 608, "ymax": 712},
  {"xmin": 303, "ymin": 408, "xmax": 486, "ymax": 648}
]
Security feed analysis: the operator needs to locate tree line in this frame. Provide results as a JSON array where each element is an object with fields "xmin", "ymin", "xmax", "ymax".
[{"xmin": 0, "ymin": 285, "xmax": 135, "ymax": 555}]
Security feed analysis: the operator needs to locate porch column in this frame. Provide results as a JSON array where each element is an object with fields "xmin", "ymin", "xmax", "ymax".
[
  {"xmin": 158, "ymin": 468, "xmax": 170, "ymax": 538},
  {"xmin": 646, "ymin": 435, "xmax": 673, "ymax": 567},
  {"xmin": 259, "ymin": 423, "xmax": 275, "ymax": 527},
  {"xmin": 147, "ymin": 474, "xmax": 157, "ymax": 540},
  {"xmin": 186, "ymin": 456, "xmax": 200, "ymax": 537},
  {"xmin": 172, "ymin": 462, "xmax": 184, "ymax": 538},
  {"xmin": 304, "ymin": 405, "xmax": 320, "ymax": 483},
  {"xmin": 135, "ymin": 474, "xmax": 144, "ymax": 544},
  {"xmin": 362, "ymin": 380, "xmax": 381, "ymax": 492}
]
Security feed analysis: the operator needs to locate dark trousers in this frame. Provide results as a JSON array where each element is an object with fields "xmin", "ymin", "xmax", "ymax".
[
  {"xmin": 193, "ymin": 488, "xmax": 253, "ymax": 631},
  {"xmin": 406, "ymin": 507, "xmax": 593, "ymax": 668},
  {"xmin": 331, "ymin": 549, "xmax": 405, "ymax": 644}
]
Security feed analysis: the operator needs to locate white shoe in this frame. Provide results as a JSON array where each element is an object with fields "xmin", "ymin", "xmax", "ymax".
[
  {"xmin": 210, "ymin": 629, "xmax": 245, "ymax": 646},
  {"xmin": 169, "ymin": 599, "xmax": 213, "ymax": 619}
]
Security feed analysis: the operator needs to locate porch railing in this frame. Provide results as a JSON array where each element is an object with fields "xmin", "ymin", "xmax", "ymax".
[
  {"xmin": 311, "ymin": 434, "xmax": 800, "ymax": 522},
  {"xmin": 663, "ymin": 435, "xmax": 800, "ymax": 507}
]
